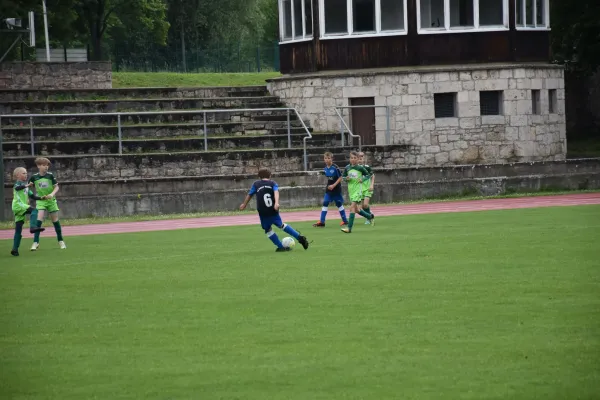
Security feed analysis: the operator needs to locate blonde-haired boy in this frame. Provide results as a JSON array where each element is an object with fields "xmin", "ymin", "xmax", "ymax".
[{"xmin": 11, "ymin": 167, "xmax": 46, "ymax": 256}]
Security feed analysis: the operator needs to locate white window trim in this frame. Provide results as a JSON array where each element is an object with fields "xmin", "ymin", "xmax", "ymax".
[
  {"xmin": 515, "ymin": 0, "xmax": 550, "ymax": 30},
  {"xmin": 417, "ymin": 0, "xmax": 510, "ymax": 35},
  {"xmin": 319, "ymin": 0, "xmax": 408, "ymax": 39},
  {"xmin": 279, "ymin": 0, "xmax": 314, "ymax": 43}
]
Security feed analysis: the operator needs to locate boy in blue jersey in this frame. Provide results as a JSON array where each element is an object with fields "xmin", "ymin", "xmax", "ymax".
[
  {"xmin": 313, "ymin": 152, "xmax": 348, "ymax": 227},
  {"xmin": 240, "ymin": 168, "xmax": 310, "ymax": 252}
]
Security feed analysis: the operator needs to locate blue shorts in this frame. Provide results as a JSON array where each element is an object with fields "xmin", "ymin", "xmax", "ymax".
[
  {"xmin": 323, "ymin": 192, "xmax": 344, "ymax": 205},
  {"xmin": 259, "ymin": 214, "xmax": 283, "ymax": 233}
]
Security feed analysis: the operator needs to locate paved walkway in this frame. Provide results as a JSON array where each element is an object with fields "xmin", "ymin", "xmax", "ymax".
[{"xmin": 1, "ymin": 193, "xmax": 599, "ymax": 239}]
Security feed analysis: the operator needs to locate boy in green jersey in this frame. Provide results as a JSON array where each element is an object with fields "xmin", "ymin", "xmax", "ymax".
[
  {"xmin": 341, "ymin": 151, "xmax": 374, "ymax": 233},
  {"xmin": 28, "ymin": 157, "xmax": 67, "ymax": 251},
  {"xmin": 11, "ymin": 167, "xmax": 46, "ymax": 256},
  {"xmin": 358, "ymin": 152, "xmax": 375, "ymax": 225}
]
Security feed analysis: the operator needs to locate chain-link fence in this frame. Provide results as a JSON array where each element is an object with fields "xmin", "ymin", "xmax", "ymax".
[{"xmin": 113, "ymin": 43, "xmax": 280, "ymax": 73}]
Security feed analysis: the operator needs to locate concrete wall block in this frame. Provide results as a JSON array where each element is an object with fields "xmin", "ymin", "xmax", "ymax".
[
  {"xmin": 409, "ymin": 105, "xmax": 435, "ymax": 120},
  {"xmin": 474, "ymin": 79, "xmax": 509, "ymax": 91},
  {"xmin": 428, "ymin": 81, "xmax": 463, "ymax": 93},
  {"xmin": 402, "ymin": 94, "xmax": 421, "ymax": 106},
  {"xmin": 408, "ymin": 83, "xmax": 427, "ymax": 94},
  {"xmin": 458, "ymin": 101, "xmax": 480, "ymax": 117},
  {"xmin": 481, "ymin": 115, "xmax": 507, "ymax": 125},
  {"xmin": 436, "ymin": 118, "xmax": 459, "ymax": 128}
]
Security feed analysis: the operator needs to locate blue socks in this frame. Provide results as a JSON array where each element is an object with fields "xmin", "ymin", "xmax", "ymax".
[
  {"xmin": 283, "ymin": 224, "xmax": 300, "ymax": 240},
  {"xmin": 320, "ymin": 206, "xmax": 328, "ymax": 224},
  {"xmin": 336, "ymin": 202, "xmax": 348, "ymax": 223},
  {"xmin": 267, "ymin": 230, "xmax": 284, "ymax": 248}
]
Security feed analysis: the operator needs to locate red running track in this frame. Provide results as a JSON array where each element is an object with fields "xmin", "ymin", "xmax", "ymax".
[{"xmin": 1, "ymin": 193, "xmax": 599, "ymax": 240}]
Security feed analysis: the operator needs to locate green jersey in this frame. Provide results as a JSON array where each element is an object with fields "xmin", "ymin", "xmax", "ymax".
[
  {"xmin": 343, "ymin": 164, "xmax": 371, "ymax": 195},
  {"xmin": 12, "ymin": 181, "xmax": 35, "ymax": 215},
  {"xmin": 29, "ymin": 172, "xmax": 58, "ymax": 198},
  {"xmin": 361, "ymin": 164, "xmax": 373, "ymax": 190}
]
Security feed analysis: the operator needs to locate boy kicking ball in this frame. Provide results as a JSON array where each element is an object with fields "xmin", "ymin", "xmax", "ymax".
[
  {"xmin": 240, "ymin": 168, "xmax": 310, "ymax": 252},
  {"xmin": 29, "ymin": 157, "xmax": 67, "ymax": 251},
  {"xmin": 11, "ymin": 167, "xmax": 46, "ymax": 256}
]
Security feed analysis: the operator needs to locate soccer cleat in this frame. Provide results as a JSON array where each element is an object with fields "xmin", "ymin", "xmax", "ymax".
[
  {"xmin": 59, "ymin": 241, "xmax": 67, "ymax": 249},
  {"xmin": 11, "ymin": 250, "xmax": 19, "ymax": 256},
  {"xmin": 30, "ymin": 242, "xmax": 39, "ymax": 251},
  {"xmin": 364, "ymin": 219, "xmax": 371, "ymax": 225},
  {"xmin": 276, "ymin": 247, "xmax": 291, "ymax": 252},
  {"xmin": 313, "ymin": 222, "xmax": 326, "ymax": 228},
  {"xmin": 340, "ymin": 221, "xmax": 348, "ymax": 226},
  {"xmin": 370, "ymin": 214, "xmax": 375, "ymax": 226},
  {"xmin": 30, "ymin": 227, "xmax": 45, "ymax": 234},
  {"xmin": 297, "ymin": 235, "xmax": 309, "ymax": 250},
  {"xmin": 341, "ymin": 227, "xmax": 351, "ymax": 233}
]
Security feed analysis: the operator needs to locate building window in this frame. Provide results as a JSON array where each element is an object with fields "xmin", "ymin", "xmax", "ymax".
[
  {"xmin": 516, "ymin": 0, "xmax": 549, "ymax": 29},
  {"xmin": 418, "ymin": 0, "xmax": 508, "ymax": 33},
  {"xmin": 548, "ymin": 89, "xmax": 557, "ymax": 114},
  {"xmin": 280, "ymin": 0, "xmax": 313, "ymax": 42},
  {"xmin": 480, "ymin": 91, "xmax": 503, "ymax": 115},
  {"xmin": 321, "ymin": 0, "xmax": 407, "ymax": 38},
  {"xmin": 434, "ymin": 93, "xmax": 457, "ymax": 118},
  {"xmin": 532, "ymin": 90, "xmax": 541, "ymax": 115}
]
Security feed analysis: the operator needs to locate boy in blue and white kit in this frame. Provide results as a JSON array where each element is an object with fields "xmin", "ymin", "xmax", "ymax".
[
  {"xmin": 240, "ymin": 168, "xmax": 310, "ymax": 252},
  {"xmin": 313, "ymin": 152, "xmax": 348, "ymax": 228}
]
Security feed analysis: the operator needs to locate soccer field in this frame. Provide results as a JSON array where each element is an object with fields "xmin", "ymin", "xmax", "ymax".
[{"xmin": 2, "ymin": 206, "xmax": 600, "ymax": 400}]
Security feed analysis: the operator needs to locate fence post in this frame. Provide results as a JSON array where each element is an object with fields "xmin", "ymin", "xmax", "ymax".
[
  {"xmin": 339, "ymin": 109, "xmax": 345, "ymax": 147},
  {"xmin": 256, "ymin": 46, "xmax": 261, "ymax": 72},
  {"xmin": 287, "ymin": 109, "xmax": 292, "ymax": 149},
  {"xmin": 0, "ymin": 116, "xmax": 5, "ymax": 221},
  {"xmin": 117, "ymin": 114, "xmax": 123, "ymax": 155},
  {"xmin": 29, "ymin": 116, "xmax": 35, "ymax": 156},
  {"xmin": 203, "ymin": 111, "xmax": 208, "ymax": 151}
]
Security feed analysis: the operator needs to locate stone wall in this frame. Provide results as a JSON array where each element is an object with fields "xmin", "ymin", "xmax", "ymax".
[
  {"xmin": 267, "ymin": 63, "xmax": 567, "ymax": 166},
  {"xmin": 2, "ymin": 146, "xmax": 408, "ymax": 182},
  {"xmin": 0, "ymin": 62, "xmax": 112, "ymax": 89},
  {"xmin": 4, "ymin": 158, "xmax": 599, "ymax": 219}
]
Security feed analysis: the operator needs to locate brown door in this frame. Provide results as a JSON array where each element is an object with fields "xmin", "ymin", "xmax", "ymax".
[{"xmin": 350, "ymin": 97, "xmax": 376, "ymax": 145}]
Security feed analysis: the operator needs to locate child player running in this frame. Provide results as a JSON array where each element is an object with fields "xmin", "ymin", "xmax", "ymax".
[
  {"xmin": 11, "ymin": 167, "xmax": 46, "ymax": 256},
  {"xmin": 29, "ymin": 157, "xmax": 67, "ymax": 250},
  {"xmin": 341, "ymin": 151, "xmax": 374, "ymax": 233},
  {"xmin": 240, "ymin": 168, "xmax": 310, "ymax": 252},
  {"xmin": 313, "ymin": 152, "xmax": 348, "ymax": 228},
  {"xmin": 358, "ymin": 151, "xmax": 375, "ymax": 225}
]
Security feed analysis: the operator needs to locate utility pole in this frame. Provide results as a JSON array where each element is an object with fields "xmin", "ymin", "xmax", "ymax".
[{"xmin": 42, "ymin": 0, "xmax": 50, "ymax": 61}]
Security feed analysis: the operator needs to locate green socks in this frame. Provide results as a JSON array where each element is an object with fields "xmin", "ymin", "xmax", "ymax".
[
  {"xmin": 358, "ymin": 209, "xmax": 372, "ymax": 219},
  {"xmin": 13, "ymin": 222, "xmax": 23, "ymax": 251},
  {"xmin": 29, "ymin": 209, "xmax": 38, "ymax": 231},
  {"xmin": 33, "ymin": 220, "xmax": 42, "ymax": 243},
  {"xmin": 348, "ymin": 213, "xmax": 355, "ymax": 229},
  {"xmin": 53, "ymin": 221, "xmax": 64, "ymax": 241}
]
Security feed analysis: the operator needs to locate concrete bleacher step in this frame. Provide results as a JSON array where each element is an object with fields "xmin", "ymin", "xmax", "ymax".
[
  {"xmin": 0, "ymin": 86, "xmax": 269, "ymax": 102},
  {"xmin": 0, "ymin": 97, "xmax": 284, "ymax": 114},
  {"xmin": 2, "ymin": 133, "xmax": 338, "ymax": 156},
  {"xmin": 1, "ymin": 122, "xmax": 310, "ymax": 141},
  {"xmin": 1, "ymin": 108, "xmax": 301, "ymax": 127}
]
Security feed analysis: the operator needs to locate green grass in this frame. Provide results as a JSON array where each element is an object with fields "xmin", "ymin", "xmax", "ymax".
[
  {"xmin": 0, "ymin": 190, "xmax": 598, "ymax": 231},
  {"xmin": 2, "ymin": 205, "xmax": 600, "ymax": 399},
  {"xmin": 112, "ymin": 72, "xmax": 281, "ymax": 88}
]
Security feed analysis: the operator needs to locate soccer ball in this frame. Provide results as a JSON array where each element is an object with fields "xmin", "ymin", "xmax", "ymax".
[{"xmin": 282, "ymin": 237, "xmax": 296, "ymax": 249}]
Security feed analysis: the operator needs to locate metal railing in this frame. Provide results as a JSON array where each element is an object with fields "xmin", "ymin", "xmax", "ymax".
[
  {"xmin": 0, "ymin": 106, "xmax": 314, "ymax": 169},
  {"xmin": 335, "ymin": 105, "xmax": 392, "ymax": 150}
]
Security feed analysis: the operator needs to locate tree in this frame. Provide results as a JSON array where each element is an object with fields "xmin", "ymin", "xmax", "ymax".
[
  {"xmin": 551, "ymin": 0, "xmax": 600, "ymax": 75},
  {"xmin": 73, "ymin": 0, "xmax": 169, "ymax": 61}
]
